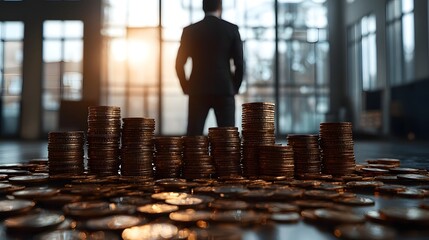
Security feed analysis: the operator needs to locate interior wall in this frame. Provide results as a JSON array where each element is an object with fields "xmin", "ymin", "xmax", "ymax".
[{"xmin": 340, "ymin": 0, "xmax": 429, "ymax": 139}]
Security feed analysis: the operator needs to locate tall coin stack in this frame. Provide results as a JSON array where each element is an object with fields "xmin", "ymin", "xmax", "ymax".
[
  {"xmin": 87, "ymin": 106, "xmax": 121, "ymax": 176},
  {"xmin": 258, "ymin": 145, "xmax": 294, "ymax": 178},
  {"xmin": 182, "ymin": 136, "xmax": 215, "ymax": 179},
  {"xmin": 287, "ymin": 134, "xmax": 321, "ymax": 178},
  {"xmin": 241, "ymin": 102, "xmax": 276, "ymax": 177},
  {"xmin": 48, "ymin": 131, "xmax": 85, "ymax": 176},
  {"xmin": 120, "ymin": 118, "xmax": 155, "ymax": 177},
  {"xmin": 153, "ymin": 137, "xmax": 183, "ymax": 179},
  {"xmin": 319, "ymin": 122, "xmax": 356, "ymax": 176},
  {"xmin": 208, "ymin": 127, "xmax": 242, "ymax": 178}
]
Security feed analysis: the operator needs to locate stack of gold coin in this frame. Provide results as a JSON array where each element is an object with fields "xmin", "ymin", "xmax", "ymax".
[
  {"xmin": 287, "ymin": 134, "xmax": 321, "ymax": 178},
  {"xmin": 120, "ymin": 118, "xmax": 155, "ymax": 177},
  {"xmin": 258, "ymin": 145, "xmax": 294, "ymax": 178},
  {"xmin": 241, "ymin": 102, "xmax": 276, "ymax": 178},
  {"xmin": 87, "ymin": 106, "xmax": 121, "ymax": 176},
  {"xmin": 319, "ymin": 122, "xmax": 355, "ymax": 176},
  {"xmin": 153, "ymin": 137, "xmax": 183, "ymax": 179},
  {"xmin": 208, "ymin": 127, "xmax": 242, "ymax": 178},
  {"xmin": 48, "ymin": 131, "xmax": 85, "ymax": 176},
  {"xmin": 181, "ymin": 136, "xmax": 215, "ymax": 179}
]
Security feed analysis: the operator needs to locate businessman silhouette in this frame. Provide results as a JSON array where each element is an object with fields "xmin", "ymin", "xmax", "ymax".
[{"xmin": 176, "ymin": 0, "xmax": 244, "ymax": 136}]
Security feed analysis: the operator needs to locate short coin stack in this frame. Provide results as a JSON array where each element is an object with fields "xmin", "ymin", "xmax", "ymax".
[
  {"xmin": 153, "ymin": 137, "xmax": 183, "ymax": 179},
  {"xmin": 120, "ymin": 118, "xmax": 155, "ymax": 177},
  {"xmin": 258, "ymin": 145, "xmax": 294, "ymax": 178},
  {"xmin": 287, "ymin": 134, "xmax": 321, "ymax": 178},
  {"xmin": 319, "ymin": 122, "xmax": 356, "ymax": 176},
  {"xmin": 48, "ymin": 131, "xmax": 85, "ymax": 176},
  {"xmin": 87, "ymin": 106, "xmax": 121, "ymax": 176},
  {"xmin": 181, "ymin": 136, "xmax": 215, "ymax": 179},
  {"xmin": 208, "ymin": 127, "xmax": 242, "ymax": 178},
  {"xmin": 241, "ymin": 102, "xmax": 276, "ymax": 178}
]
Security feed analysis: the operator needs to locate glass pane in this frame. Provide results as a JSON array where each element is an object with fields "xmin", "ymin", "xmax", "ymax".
[
  {"xmin": 43, "ymin": 91, "xmax": 60, "ymax": 110},
  {"xmin": 369, "ymin": 34, "xmax": 377, "ymax": 89},
  {"xmin": 305, "ymin": 5, "xmax": 327, "ymax": 28},
  {"xmin": 62, "ymin": 72, "xmax": 82, "ymax": 100},
  {"xmin": 128, "ymin": 0, "xmax": 159, "ymax": 27},
  {"xmin": 316, "ymin": 42, "xmax": 329, "ymax": 85},
  {"xmin": 64, "ymin": 61, "xmax": 82, "ymax": 73},
  {"xmin": 386, "ymin": 25, "xmax": 397, "ymax": 85},
  {"xmin": 4, "ymin": 42, "xmax": 23, "ymax": 70},
  {"xmin": 278, "ymin": 94, "xmax": 320, "ymax": 134},
  {"xmin": 162, "ymin": 42, "xmax": 181, "ymax": 91},
  {"xmin": 162, "ymin": 41, "xmax": 186, "ymax": 135},
  {"xmin": 43, "ymin": 109, "xmax": 58, "ymax": 132},
  {"xmin": 2, "ymin": 96, "xmax": 20, "ymax": 136},
  {"xmin": 403, "ymin": 13, "xmax": 414, "ymax": 82},
  {"xmin": 64, "ymin": 21, "xmax": 83, "ymax": 38},
  {"xmin": 127, "ymin": 92, "xmax": 144, "ymax": 117},
  {"xmin": 44, "ymin": 21, "xmax": 62, "ymax": 38},
  {"xmin": 127, "ymin": 28, "xmax": 159, "ymax": 86},
  {"xmin": 361, "ymin": 16, "xmax": 368, "ymax": 35},
  {"xmin": 162, "ymin": 94, "xmax": 187, "ymax": 135},
  {"xmin": 307, "ymin": 28, "xmax": 318, "ymax": 43},
  {"xmin": 44, "ymin": 62, "xmax": 61, "ymax": 89},
  {"xmin": 4, "ymin": 74, "xmax": 22, "ymax": 95},
  {"xmin": 245, "ymin": 40, "xmax": 274, "ymax": 86},
  {"xmin": 162, "ymin": 28, "xmax": 182, "ymax": 41},
  {"xmin": 393, "ymin": 21, "xmax": 402, "ymax": 85},
  {"xmin": 245, "ymin": 0, "xmax": 275, "ymax": 27},
  {"xmin": 105, "ymin": 0, "xmax": 128, "ymax": 26},
  {"xmin": 43, "ymin": 40, "xmax": 62, "ymax": 62},
  {"xmin": 4, "ymin": 22, "xmax": 24, "ymax": 40},
  {"xmin": 393, "ymin": 0, "xmax": 401, "ymax": 18},
  {"xmin": 291, "ymin": 42, "xmax": 315, "ymax": 85},
  {"xmin": 402, "ymin": 0, "xmax": 413, "ymax": 13},
  {"xmin": 362, "ymin": 37, "xmax": 369, "ymax": 91},
  {"xmin": 64, "ymin": 40, "xmax": 83, "ymax": 62},
  {"xmin": 368, "ymin": 15, "xmax": 376, "ymax": 33},
  {"xmin": 0, "ymin": 42, "xmax": 3, "ymax": 68},
  {"xmin": 162, "ymin": 0, "xmax": 192, "ymax": 28}
]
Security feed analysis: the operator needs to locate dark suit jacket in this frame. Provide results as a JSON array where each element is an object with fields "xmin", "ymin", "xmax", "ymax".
[{"xmin": 176, "ymin": 15, "xmax": 244, "ymax": 96}]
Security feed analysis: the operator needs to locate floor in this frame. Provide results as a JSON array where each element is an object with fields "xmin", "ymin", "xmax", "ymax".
[
  {"xmin": 1, "ymin": 139, "xmax": 428, "ymax": 169},
  {"xmin": 0, "ymin": 138, "xmax": 428, "ymax": 240}
]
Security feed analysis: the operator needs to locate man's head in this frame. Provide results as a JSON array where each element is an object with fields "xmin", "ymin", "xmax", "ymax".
[{"xmin": 203, "ymin": 0, "xmax": 222, "ymax": 13}]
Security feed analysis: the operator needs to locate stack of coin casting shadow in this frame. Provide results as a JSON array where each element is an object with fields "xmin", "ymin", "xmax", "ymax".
[
  {"xmin": 120, "ymin": 117, "xmax": 155, "ymax": 178},
  {"xmin": 208, "ymin": 127, "xmax": 242, "ymax": 178},
  {"xmin": 86, "ymin": 106, "xmax": 122, "ymax": 176},
  {"xmin": 241, "ymin": 102, "xmax": 276, "ymax": 178},
  {"xmin": 46, "ymin": 104, "xmax": 357, "ymax": 180}
]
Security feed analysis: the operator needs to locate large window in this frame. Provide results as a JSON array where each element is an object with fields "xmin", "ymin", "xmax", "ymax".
[
  {"xmin": 102, "ymin": 0, "xmax": 329, "ymax": 135},
  {"xmin": 0, "ymin": 21, "xmax": 24, "ymax": 136},
  {"xmin": 348, "ymin": 14, "xmax": 378, "ymax": 91},
  {"xmin": 386, "ymin": 0, "xmax": 415, "ymax": 86},
  {"xmin": 42, "ymin": 20, "xmax": 84, "ymax": 132},
  {"xmin": 277, "ymin": 1, "xmax": 329, "ymax": 134}
]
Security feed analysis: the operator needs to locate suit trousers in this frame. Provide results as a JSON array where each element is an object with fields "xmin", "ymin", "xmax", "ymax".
[{"xmin": 187, "ymin": 95, "xmax": 236, "ymax": 136}]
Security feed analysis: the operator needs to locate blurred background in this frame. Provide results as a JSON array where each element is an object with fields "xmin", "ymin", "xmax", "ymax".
[{"xmin": 0, "ymin": 0, "xmax": 427, "ymax": 141}]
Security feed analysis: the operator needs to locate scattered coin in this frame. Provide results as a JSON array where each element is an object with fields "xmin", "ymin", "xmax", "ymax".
[
  {"xmin": 334, "ymin": 223, "xmax": 397, "ymax": 240},
  {"xmin": 86, "ymin": 215, "xmax": 146, "ymax": 231},
  {"xmin": 4, "ymin": 212, "xmax": 65, "ymax": 232},
  {"xmin": 0, "ymin": 199, "xmax": 35, "ymax": 217},
  {"xmin": 122, "ymin": 223, "xmax": 178, "ymax": 240}
]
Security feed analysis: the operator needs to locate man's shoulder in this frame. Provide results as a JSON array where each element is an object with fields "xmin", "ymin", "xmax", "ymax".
[
  {"xmin": 186, "ymin": 17, "xmax": 238, "ymax": 30},
  {"xmin": 218, "ymin": 18, "xmax": 239, "ymax": 29}
]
